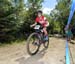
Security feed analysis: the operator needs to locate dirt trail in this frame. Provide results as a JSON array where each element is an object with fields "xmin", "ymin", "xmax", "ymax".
[{"xmin": 0, "ymin": 37, "xmax": 75, "ymax": 64}]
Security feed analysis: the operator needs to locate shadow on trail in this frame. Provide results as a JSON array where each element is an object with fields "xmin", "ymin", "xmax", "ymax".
[
  {"xmin": 16, "ymin": 48, "xmax": 47, "ymax": 64},
  {"xmin": 70, "ymin": 41, "xmax": 75, "ymax": 45}
]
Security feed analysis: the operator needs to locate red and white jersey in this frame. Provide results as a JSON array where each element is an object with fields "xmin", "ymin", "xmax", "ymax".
[{"xmin": 35, "ymin": 16, "xmax": 49, "ymax": 27}]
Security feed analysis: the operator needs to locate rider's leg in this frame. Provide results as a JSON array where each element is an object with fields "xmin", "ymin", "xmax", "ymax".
[{"xmin": 43, "ymin": 27, "xmax": 48, "ymax": 41}]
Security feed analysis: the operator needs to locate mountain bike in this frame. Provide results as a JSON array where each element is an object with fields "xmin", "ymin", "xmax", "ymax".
[{"xmin": 27, "ymin": 25, "xmax": 49, "ymax": 55}]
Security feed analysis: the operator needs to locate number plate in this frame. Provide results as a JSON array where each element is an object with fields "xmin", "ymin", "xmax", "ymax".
[{"xmin": 34, "ymin": 25, "xmax": 40, "ymax": 29}]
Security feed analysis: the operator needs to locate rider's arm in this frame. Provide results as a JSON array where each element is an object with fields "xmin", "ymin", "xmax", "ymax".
[
  {"xmin": 30, "ymin": 22, "xmax": 37, "ymax": 27},
  {"xmin": 44, "ymin": 17, "xmax": 49, "ymax": 27}
]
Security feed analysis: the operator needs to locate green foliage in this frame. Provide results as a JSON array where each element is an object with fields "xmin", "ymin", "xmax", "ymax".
[
  {"xmin": 0, "ymin": 0, "xmax": 44, "ymax": 43},
  {"xmin": 0, "ymin": 0, "xmax": 25, "ymax": 42},
  {"xmin": 50, "ymin": 0, "xmax": 72, "ymax": 34},
  {"xmin": 1, "ymin": 0, "xmax": 74, "ymax": 43}
]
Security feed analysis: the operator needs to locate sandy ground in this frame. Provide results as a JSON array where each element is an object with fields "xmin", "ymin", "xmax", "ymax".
[{"xmin": 0, "ymin": 37, "xmax": 75, "ymax": 64}]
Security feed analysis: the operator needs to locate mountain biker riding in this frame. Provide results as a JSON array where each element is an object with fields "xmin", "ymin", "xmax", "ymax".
[{"xmin": 30, "ymin": 10, "xmax": 49, "ymax": 41}]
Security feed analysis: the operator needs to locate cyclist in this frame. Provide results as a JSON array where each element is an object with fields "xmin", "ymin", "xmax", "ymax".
[{"xmin": 30, "ymin": 10, "xmax": 49, "ymax": 41}]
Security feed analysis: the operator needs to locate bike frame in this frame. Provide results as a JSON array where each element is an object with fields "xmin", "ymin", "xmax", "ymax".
[{"xmin": 35, "ymin": 29, "xmax": 45, "ymax": 43}]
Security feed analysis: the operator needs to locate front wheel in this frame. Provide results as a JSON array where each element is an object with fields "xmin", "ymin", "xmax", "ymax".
[{"xmin": 27, "ymin": 33, "xmax": 40, "ymax": 55}]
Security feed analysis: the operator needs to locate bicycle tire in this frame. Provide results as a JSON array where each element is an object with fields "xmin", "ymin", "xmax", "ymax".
[
  {"xmin": 43, "ymin": 36, "xmax": 49, "ymax": 48},
  {"xmin": 26, "ymin": 33, "xmax": 40, "ymax": 55}
]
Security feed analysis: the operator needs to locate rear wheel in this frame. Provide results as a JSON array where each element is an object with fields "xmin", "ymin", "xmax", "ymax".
[
  {"xmin": 43, "ymin": 36, "xmax": 49, "ymax": 48},
  {"xmin": 27, "ymin": 33, "xmax": 40, "ymax": 55}
]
